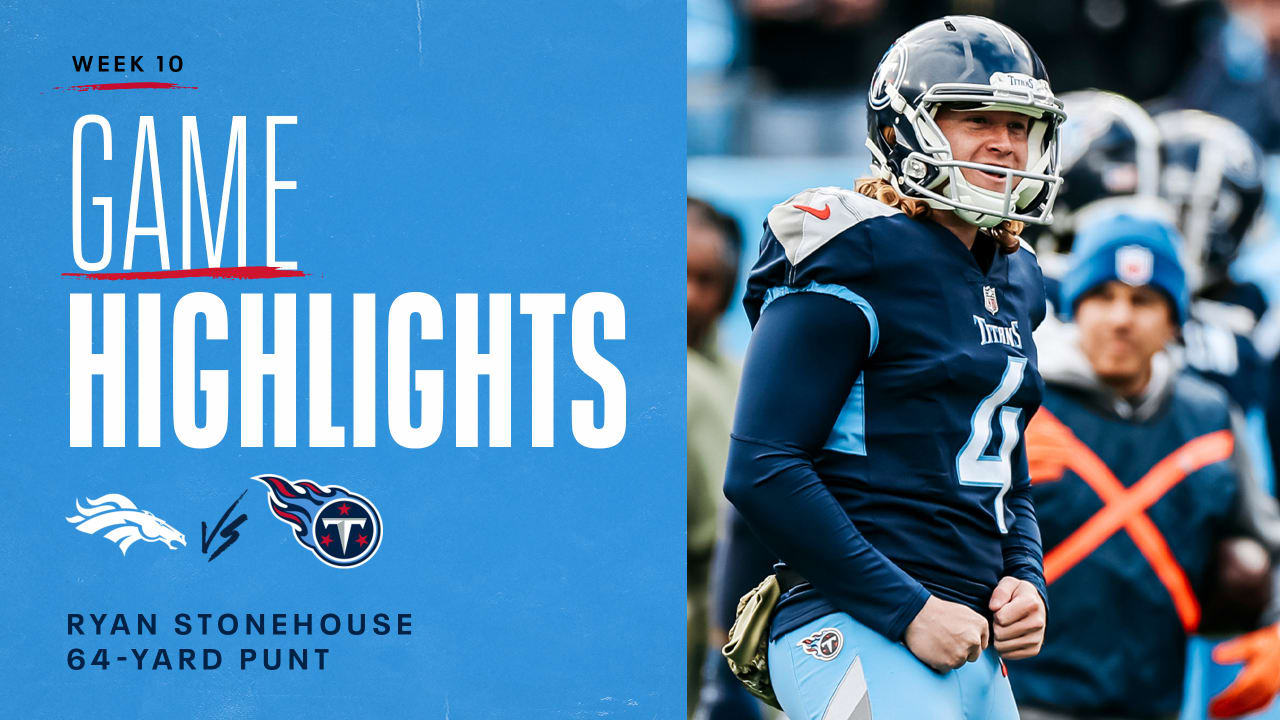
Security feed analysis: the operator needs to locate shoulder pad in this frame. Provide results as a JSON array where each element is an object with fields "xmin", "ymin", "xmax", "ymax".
[
  {"xmin": 766, "ymin": 187, "xmax": 900, "ymax": 266},
  {"xmin": 1017, "ymin": 237, "xmax": 1037, "ymax": 256}
]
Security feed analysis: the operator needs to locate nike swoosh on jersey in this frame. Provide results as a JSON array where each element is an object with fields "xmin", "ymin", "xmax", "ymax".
[{"xmin": 793, "ymin": 203, "xmax": 831, "ymax": 220}]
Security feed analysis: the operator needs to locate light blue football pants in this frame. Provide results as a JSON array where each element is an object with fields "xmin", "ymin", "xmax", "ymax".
[{"xmin": 768, "ymin": 611, "xmax": 1020, "ymax": 720}]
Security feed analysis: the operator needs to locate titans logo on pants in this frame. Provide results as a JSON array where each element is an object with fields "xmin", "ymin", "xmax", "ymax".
[
  {"xmin": 798, "ymin": 627, "xmax": 843, "ymax": 661},
  {"xmin": 255, "ymin": 474, "xmax": 382, "ymax": 569}
]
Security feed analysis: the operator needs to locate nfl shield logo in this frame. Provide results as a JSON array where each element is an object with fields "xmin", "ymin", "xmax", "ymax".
[
  {"xmin": 1116, "ymin": 245, "xmax": 1154, "ymax": 286},
  {"xmin": 983, "ymin": 286, "xmax": 999, "ymax": 315}
]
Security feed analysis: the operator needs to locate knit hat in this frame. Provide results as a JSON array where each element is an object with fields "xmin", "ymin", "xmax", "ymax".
[{"xmin": 1059, "ymin": 209, "xmax": 1189, "ymax": 323}]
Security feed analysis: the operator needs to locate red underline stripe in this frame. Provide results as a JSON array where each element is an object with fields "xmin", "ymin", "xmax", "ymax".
[
  {"xmin": 62, "ymin": 267, "xmax": 307, "ymax": 280},
  {"xmin": 52, "ymin": 82, "xmax": 197, "ymax": 92}
]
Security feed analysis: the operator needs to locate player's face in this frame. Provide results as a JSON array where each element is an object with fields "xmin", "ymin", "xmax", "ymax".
[
  {"xmin": 688, "ymin": 213, "xmax": 729, "ymax": 349},
  {"xmin": 934, "ymin": 108, "xmax": 1030, "ymax": 193},
  {"xmin": 1075, "ymin": 281, "xmax": 1176, "ymax": 397}
]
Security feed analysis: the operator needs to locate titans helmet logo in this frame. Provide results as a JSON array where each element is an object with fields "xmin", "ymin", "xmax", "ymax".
[
  {"xmin": 255, "ymin": 474, "xmax": 382, "ymax": 569},
  {"xmin": 66, "ymin": 494, "xmax": 186, "ymax": 555}
]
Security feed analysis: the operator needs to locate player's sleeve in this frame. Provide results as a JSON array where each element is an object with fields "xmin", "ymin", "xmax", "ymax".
[
  {"xmin": 723, "ymin": 290, "xmax": 931, "ymax": 643},
  {"xmin": 1225, "ymin": 409, "xmax": 1280, "ymax": 625},
  {"xmin": 710, "ymin": 509, "xmax": 779, "ymax": 633},
  {"xmin": 1002, "ymin": 440, "xmax": 1049, "ymax": 610}
]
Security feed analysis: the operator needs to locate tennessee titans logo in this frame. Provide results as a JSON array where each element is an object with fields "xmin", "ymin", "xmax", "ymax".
[
  {"xmin": 66, "ymin": 494, "xmax": 186, "ymax": 555},
  {"xmin": 868, "ymin": 44, "xmax": 906, "ymax": 110},
  {"xmin": 255, "ymin": 474, "xmax": 382, "ymax": 569},
  {"xmin": 797, "ymin": 627, "xmax": 843, "ymax": 661}
]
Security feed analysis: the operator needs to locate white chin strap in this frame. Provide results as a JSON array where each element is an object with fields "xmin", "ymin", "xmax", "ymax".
[{"xmin": 940, "ymin": 189, "xmax": 1015, "ymax": 229}]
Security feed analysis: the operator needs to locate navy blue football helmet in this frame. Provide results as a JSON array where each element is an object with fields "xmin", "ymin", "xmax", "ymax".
[
  {"xmin": 1154, "ymin": 109, "xmax": 1265, "ymax": 289},
  {"xmin": 1044, "ymin": 90, "xmax": 1162, "ymax": 252},
  {"xmin": 865, "ymin": 15, "xmax": 1066, "ymax": 228}
]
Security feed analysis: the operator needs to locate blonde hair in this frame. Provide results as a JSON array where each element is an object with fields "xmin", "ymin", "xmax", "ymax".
[{"xmin": 853, "ymin": 177, "xmax": 1025, "ymax": 254}]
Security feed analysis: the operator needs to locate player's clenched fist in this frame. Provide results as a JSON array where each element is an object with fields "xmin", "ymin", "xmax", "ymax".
[
  {"xmin": 989, "ymin": 576, "xmax": 1046, "ymax": 660},
  {"xmin": 904, "ymin": 595, "xmax": 990, "ymax": 672}
]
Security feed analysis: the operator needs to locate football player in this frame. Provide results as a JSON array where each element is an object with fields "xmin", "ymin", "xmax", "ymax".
[
  {"xmin": 1026, "ymin": 89, "xmax": 1161, "ymax": 320},
  {"xmin": 1156, "ymin": 109, "xmax": 1267, "ymax": 318},
  {"xmin": 1155, "ymin": 109, "xmax": 1276, "ymax": 493},
  {"xmin": 1038, "ymin": 90, "xmax": 1162, "ymax": 259},
  {"xmin": 723, "ymin": 16, "xmax": 1063, "ymax": 719},
  {"xmin": 1014, "ymin": 208, "xmax": 1280, "ymax": 719}
]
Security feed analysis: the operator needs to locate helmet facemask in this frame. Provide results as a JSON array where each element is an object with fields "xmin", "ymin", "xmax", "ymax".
[{"xmin": 866, "ymin": 73, "xmax": 1066, "ymax": 228}]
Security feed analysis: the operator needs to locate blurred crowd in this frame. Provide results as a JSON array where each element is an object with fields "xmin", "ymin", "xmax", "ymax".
[
  {"xmin": 690, "ymin": 0, "xmax": 1280, "ymax": 156},
  {"xmin": 688, "ymin": 1, "xmax": 1280, "ymax": 718}
]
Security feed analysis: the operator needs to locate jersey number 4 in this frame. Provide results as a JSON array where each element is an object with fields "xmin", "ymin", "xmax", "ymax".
[{"xmin": 955, "ymin": 356, "xmax": 1027, "ymax": 534}]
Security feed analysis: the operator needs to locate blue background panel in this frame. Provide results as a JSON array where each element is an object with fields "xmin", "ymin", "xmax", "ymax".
[{"xmin": 0, "ymin": 2, "xmax": 684, "ymax": 717}]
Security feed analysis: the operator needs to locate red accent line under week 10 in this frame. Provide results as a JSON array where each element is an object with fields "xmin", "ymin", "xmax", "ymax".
[
  {"xmin": 61, "ymin": 266, "xmax": 307, "ymax": 281},
  {"xmin": 52, "ymin": 82, "xmax": 197, "ymax": 92}
]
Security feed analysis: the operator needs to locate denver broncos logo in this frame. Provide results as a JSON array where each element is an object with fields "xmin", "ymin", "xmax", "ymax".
[{"xmin": 65, "ymin": 494, "xmax": 186, "ymax": 555}]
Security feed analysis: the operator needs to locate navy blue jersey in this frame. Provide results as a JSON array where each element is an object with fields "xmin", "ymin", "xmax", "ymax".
[
  {"xmin": 1184, "ymin": 308, "xmax": 1276, "ymax": 498},
  {"xmin": 725, "ymin": 187, "xmax": 1049, "ymax": 642},
  {"xmin": 1184, "ymin": 314, "xmax": 1271, "ymax": 418}
]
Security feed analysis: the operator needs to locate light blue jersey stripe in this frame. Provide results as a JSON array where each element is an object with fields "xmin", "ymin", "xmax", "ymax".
[
  {"xmin": 760, "ymin": 282, "xmax": 879, "ymax": 356},
  {"xmin": 824, "ymin": 374, "xmax": 866, "ymax": 456},
  {"xmin": 761, "ymin": 283, "xmax": 876, "ymax": 455}
]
